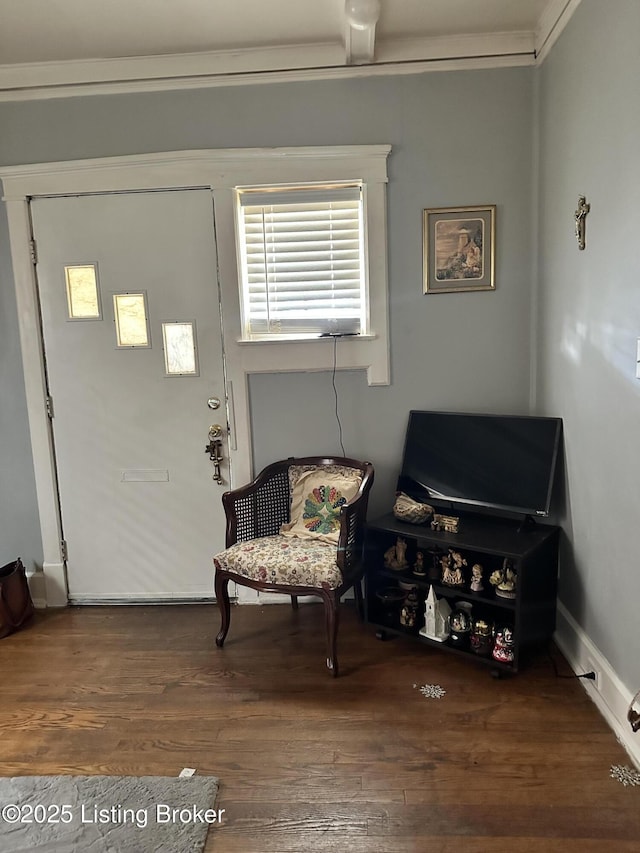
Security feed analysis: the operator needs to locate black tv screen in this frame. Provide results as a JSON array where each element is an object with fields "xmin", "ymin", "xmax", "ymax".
[{"xmin": 397, "ymin": 411, "xmax": 562, "ymax": 518}]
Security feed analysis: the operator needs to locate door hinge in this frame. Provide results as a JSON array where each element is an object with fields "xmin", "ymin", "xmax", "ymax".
[
  {"xmin": 60, "ymin": 539, "xmax": 68, "ymax": 561},
  {"xmin": 45, "ymin": 396, "xmax": 54, "ymax": 419},
  {"xmin": 30, "ymin": 239, "xmax": 38, "ymax": 265}
]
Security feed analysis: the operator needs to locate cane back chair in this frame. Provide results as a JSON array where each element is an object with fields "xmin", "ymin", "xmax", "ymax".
[{"xmin": 213, "ymin": 455, "xmax": 374, "ymax": 677}]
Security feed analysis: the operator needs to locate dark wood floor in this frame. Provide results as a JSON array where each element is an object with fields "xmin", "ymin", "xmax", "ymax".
[{"xmin": 1, "ymin": 602, "xmax": 638, "ymax": 852}]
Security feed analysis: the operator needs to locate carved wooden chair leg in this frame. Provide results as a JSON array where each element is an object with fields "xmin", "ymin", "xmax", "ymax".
[
  {"xmin": 214, "ymin": 568, "xmax": 231, "ymax": 648},
  {"xmin": 322, "ymin": 589, "xmax": 340, "ymax": 678},
  {"xmin": 290, "ymin": 595, "xmax": 299, "ymax": 610}
]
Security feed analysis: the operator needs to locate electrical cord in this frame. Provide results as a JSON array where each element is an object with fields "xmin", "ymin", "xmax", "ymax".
[
  {"xmin": 547, "ymin": 646, "xmax": 596, "ymax": 680},
  {"xmin": 331, "ymin": 335, "xmax": 346, "ymax": 456},
  {"xmin": 550, "ymin": 646, "xmax": 640, "ymax": 731}
]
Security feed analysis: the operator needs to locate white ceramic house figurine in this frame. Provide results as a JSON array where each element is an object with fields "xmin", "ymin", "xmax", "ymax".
[{"xmin": 419, "ymin": 585, "xmax": 452, "ymax": 642}]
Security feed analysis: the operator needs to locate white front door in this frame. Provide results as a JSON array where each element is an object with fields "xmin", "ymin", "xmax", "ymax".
[{"xmin": 32, "ymin": 189, "xmax": 229, "ymax": 601}]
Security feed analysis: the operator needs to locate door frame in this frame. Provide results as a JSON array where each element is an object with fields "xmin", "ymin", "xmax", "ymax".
[
  {"xmin": 0, "ymin": 151, "xmax": 258, "ymax": 606},
  {"xmin": 1, "ymin": 146, "xmax": 391, "ymax": 606}
]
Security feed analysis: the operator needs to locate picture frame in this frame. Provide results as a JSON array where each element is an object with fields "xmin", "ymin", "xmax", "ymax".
[{"xmin": 423, "ymin": 205, "xmax": 496, "ymax": 293}]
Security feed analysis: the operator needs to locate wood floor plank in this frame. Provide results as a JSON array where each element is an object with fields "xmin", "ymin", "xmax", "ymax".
[{"xmin": 0, "ymin": 603, "xmax": 638, "ymax": 853}]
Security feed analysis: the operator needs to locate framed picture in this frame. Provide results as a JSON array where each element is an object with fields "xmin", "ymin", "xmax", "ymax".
[{"xmin": 423, "ymin": 205, "xmax": 496, "ymax": 293}]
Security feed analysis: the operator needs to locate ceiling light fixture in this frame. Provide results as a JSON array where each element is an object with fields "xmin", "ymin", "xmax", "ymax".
[
  {"xmin": 344, "ymin": 0, "xmax": 381, "ymax": 65},
  {"xmin": 345, "ymin": 0, "xmax": 382, "ymax": 30}
]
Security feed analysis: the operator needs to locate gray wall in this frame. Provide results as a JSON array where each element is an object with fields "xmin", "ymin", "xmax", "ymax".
[
  {"xmin": 0, "ymin": 67, "xmax": 535, "ymax": 566},
  {"xmin": 536, "ymin": 0, "xmax": 640, "ymax": 688}
]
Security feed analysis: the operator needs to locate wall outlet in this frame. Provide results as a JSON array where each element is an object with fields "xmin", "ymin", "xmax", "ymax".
[{"xmin": 586, "ymin": 660, "xmax": 600, "ymax": 690}]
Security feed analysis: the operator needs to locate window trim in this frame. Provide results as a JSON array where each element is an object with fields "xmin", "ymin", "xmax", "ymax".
[
  {"xmin": 208, "ymin": 146, "xmax": 391, "ymax": 386},
  {"xmin": 235, "ymin": 181, "xmax": 368, "ymax": 341}
]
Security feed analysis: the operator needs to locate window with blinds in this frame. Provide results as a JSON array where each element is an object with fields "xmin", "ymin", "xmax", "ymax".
[{"xmin": 236, "ymin": 183, "xmax": 367, "ymax": 338}]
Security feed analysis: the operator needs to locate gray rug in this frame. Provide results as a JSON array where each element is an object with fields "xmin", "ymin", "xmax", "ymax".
[{"xmin": 0, "ymin": 775, "xmax": 220, "ymax": 852}]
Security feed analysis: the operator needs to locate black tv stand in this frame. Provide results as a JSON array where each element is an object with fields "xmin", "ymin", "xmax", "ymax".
[{"xmin": 364, "ymin": 511, "xmax": 560, "ymax": 674}]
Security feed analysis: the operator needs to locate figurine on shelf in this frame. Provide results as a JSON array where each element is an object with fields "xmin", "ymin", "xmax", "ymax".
[
  {"xmin": 431, "ymin": 513, "xmax": 460, "ymax": 533},
  {"xmin": 492, "ymin": 626, "xmax": 515, "ymax": 664},
  {"xmin": 448, "ymin": 603, "xmax": 473, "ymax": 647},
  {"xmin": 419, "ymin": 585, "xmax": 451, "ymax": 642},
  {"xmin": 489, "ymin": 558, "xmax": 517, "ymax": 599},
  {"xmin": 384, "ymin": 537, "xmax": 409, "ymax": 571},
  {"xmin": 470, "ymin": 563, "xmax": 484, "ymax": 593},
  {"xmin": 400, "ymin": 587, "xmax": 420, "ymax": 628},
  {"xmin": 441, "ymin": 548, "xmax": 466, "ymax": 586},
  {"xmin": 470, "ymin": 618, "xmax": 493, "ymax": 656},
  {"xmin": 412, "ymin": 551, "xmax": 426, "ymax": 577}
]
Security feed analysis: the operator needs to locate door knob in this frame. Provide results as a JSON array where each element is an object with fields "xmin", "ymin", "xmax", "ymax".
[{"xmin": 205, "ymin": 425, "xmax": 224, "ymax": 484}]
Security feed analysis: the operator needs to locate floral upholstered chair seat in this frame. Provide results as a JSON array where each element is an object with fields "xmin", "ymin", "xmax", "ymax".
[{"xmin": 214, "ymin": 535, "xmax": 343, "ymax": 589}]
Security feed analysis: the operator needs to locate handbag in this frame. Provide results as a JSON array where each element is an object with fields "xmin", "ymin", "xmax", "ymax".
[{"xmin": 0, "ymin": 558, "xmax": 35, "ymax": 639}]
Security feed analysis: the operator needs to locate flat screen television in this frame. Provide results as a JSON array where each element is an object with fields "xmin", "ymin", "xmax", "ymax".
[{"xmin": 397, "ymin": 411, "xmax": 562, "ymax": 519}]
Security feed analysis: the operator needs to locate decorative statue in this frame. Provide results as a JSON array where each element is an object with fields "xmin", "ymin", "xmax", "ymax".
[
  {"xmin": 470, "ymin": 618, "xmax": 493, "ymax": 656},
  {"xmin": 412, "ymin": 551, "xmax": 426, "ymax": 577},
  {"xmin": 489, "ymin": 558, "xmax": 517, "ymax": 599},
  {"xmin": 470, "ymin": 563, "xmax": 484, "ymax": 592},
  {"xmin": 448, "ymin": 604, "xmax": 472, "ymax": 647},
  {"xmin": 384, "ymin": 537, "xmax": 409, "ymax": 571},
  {"xmin": 492, "ymin": 626, "xmax": 515, "ymax": 664},
  {"xmin": 419, "ymin": 586, "xmax": 451, "ymax": 642},
  {"xmin": 400, "ymin": 587, "xmax": 420, "ymax": 628},
  {"xmin": 574, "ymin": 194, "xmax": 590, "ymax": 250},
  {"xmin": 441, "ymin": 548, "xmax": 466, "ymax": 586}
]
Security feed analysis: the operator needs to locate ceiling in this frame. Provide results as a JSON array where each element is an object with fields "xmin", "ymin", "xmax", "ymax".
[{"xmin": 0, "ymin": 0, "xmax": 579, "ymax": 100}]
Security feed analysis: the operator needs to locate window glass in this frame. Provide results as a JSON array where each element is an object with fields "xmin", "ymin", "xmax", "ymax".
[
  {"xmin": 162, "ymin": 321, "xmax": 198, "ymax": 375},
  {"xmin": 113, "ymin": 292, "xmax": 150, "ymax": 348},
  {"xmin": 65, "ymin": 264, "xmax": 101, "ymax": 319}
]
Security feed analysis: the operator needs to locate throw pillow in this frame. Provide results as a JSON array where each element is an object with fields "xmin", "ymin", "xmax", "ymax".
[{"xmin": 280, "ymin": 468, "xmax": 362, "ymax": 544}]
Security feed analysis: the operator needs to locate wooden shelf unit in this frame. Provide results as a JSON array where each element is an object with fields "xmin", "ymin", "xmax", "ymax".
[{"xmin": 364, "ymin": 512, "xmax": 560, "ymax": 674}]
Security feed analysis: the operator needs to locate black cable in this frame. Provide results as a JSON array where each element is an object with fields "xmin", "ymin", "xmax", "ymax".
[
  {"xmin": 332, "ymin": 335, "xmax": 346, "ymax": 456},
  {"xmin": 547, "ymin": 645, "xmax": 596, "ymax": 680}
]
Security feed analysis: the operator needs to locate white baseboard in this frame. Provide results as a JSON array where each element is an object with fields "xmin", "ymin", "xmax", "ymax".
[
  {"xmin": 43, "ymin": 560, "xmax": 69, "ymax": 607},
  {"xmin": 68, "ymin": 592, "xmax": 218, "ymax": 604},
  {"xmin": 26, "ymin": 571, "xmax": 48, "ymax": 609},
  {"xmin": 555, "ymin": 601, "xmax": 640, "ymax": 769}
]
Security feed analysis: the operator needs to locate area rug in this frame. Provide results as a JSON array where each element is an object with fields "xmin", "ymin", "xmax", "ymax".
[{"xmin": 0, "ymin": 775, "xmax": 220, "ymax": 852}]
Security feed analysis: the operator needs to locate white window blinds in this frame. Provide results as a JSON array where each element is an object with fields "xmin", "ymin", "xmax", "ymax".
[{"xmin": 236, "ymin": 183, "xmax": 366, "ymax": 338}]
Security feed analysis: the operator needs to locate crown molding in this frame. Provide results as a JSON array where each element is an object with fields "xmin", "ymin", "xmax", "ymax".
[
  {"xmin": 535, "ymin": 0, "xmax": 583, "ymax": 63},
  {"xmin": 0, "ymin": 4, "xmax": 581, "ymax": 103},
  {"xmin": 0, "ymin": 54, "xmax": 536, "ymax": 103},
  {"xmin": 376, "ymin": 31, "xmax": 534, "ymax": 63}
]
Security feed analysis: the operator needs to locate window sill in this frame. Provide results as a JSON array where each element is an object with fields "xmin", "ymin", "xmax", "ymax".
[{"xmin": 236, "ymin": 333, "xmax": 377, "ymax": 345}]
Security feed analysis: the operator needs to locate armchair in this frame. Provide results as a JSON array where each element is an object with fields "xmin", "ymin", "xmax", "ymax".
[{"xmin": 213, "ymin": 456, "xmax": 374, "ymax": 676}]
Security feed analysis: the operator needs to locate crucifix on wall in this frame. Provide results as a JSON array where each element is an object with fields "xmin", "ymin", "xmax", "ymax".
[{"xmin": 575, "ymin": 195, "xmax": 590, "ymax": 250}]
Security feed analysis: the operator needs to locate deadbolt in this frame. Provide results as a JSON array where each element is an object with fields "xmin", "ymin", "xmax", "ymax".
[{"xmin": 207, "ymin": 397, "xmax": 221, "ymax": 410}]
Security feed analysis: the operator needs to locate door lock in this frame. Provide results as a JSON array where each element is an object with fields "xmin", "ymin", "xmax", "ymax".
[{"xmin": 205, "ymin": 425, "xmax": 224, "ymax": 484}]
